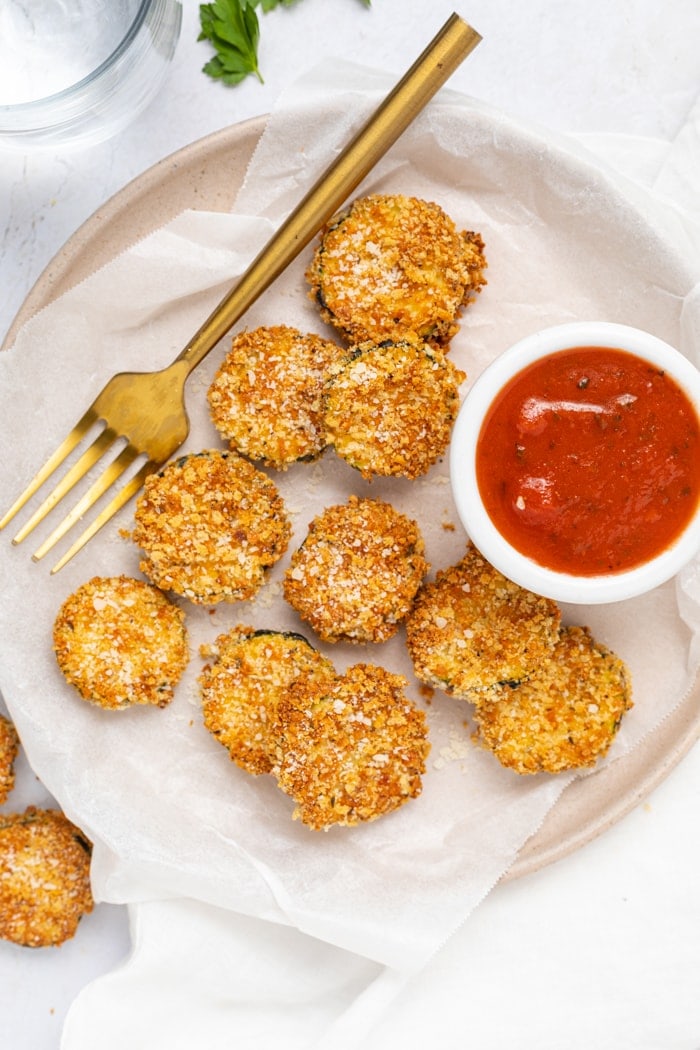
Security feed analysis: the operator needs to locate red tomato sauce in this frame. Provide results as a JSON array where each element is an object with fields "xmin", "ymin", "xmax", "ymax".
[{"xmin": 475, "ymin": 346, "xmax": 700, "ymax": 576}]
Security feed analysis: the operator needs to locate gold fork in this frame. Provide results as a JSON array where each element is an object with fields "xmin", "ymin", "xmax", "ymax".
[{"xmin": 1, "ymin": 13, "xmax": 480, "ymax": 573}]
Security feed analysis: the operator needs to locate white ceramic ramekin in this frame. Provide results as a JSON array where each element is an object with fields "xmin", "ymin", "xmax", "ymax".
[{"xmin": 450, "ymin": 321, "xmax": 700, "ymax": 604}]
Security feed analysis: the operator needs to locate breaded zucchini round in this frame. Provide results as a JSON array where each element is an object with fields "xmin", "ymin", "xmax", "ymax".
[
  {"xmin": 306, "ymin": 193, "xmax": 487, "ymax": 347},
  {"xmin": 53, "ymin": 575, "xmax": 189, "ymax": 710},
  {"xmin": 0, "ymin": 808, "xmax": 93, "ymax": 947},
  {"xmin": 133, "ymin": 450, "xmax": 291, "ymax": 604},
  {"xmin": 323, "ymin": 338, "xmax": 465, "ymax": 480},
  {"xmin": 199, "ymin": 626, "xmax": 335, "ymax": 775},
  {"xmin": 283, "ymin": 496, "xmax": 428, "ymax": 644},
  {"xmin": 405, "ymin": 543, "xmax": 561, "ymax": 701},
  {"xmin": 274, "ymin": 663, "xmax": 430, "ymax": 831},
  {"xmin": 207, "ymin": 325, "xmax": 343, "ymax": 468},
  {"xmin": 0, "ymin": 716, "xmax": 19, "ymax": 805},
  {"xmin": 472, "ymin": 626, "xmax": 633, "ymax": 774}
]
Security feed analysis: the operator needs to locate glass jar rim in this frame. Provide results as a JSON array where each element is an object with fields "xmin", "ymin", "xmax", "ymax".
[{"xmin": 0, "ymin": 0, "xmax": 152, "ymax": 117}]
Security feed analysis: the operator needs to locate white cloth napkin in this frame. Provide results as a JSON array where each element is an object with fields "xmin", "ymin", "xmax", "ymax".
[{"xmin": 0, "ymin": 63, "xmax": 697, "ymax": 1049}]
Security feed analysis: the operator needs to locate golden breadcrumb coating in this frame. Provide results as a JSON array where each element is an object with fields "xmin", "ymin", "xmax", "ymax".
[
  {"xmin": 200, "ymin": 626, "xmax": 335, "ymax": 775},
  {"xmin": 0, "ymin": 716, "xmax": 19, "ymax": 805},
  {"xmin": 306, "ymin": 193, "xmax": 487, "ymax": 347},
  {"xmin": 405, "ymin": 543, "xmax": 561, "ymax": 701},
  {"xmin": 0, "ymin": 808, "xmax": 93, "ymax": 947},
  {"xmin": 53, "ymin": 575, "xmax": 189, "ymax": 710},
  {"xmin": 323, "ymin": 338, "xmax": 465, "ymax": 480},
  {"xmin": 472, "ymin": 626, "xmax": 633, "ymax": 774},
  {"xmin": 133, "ymin": 450, "xmax": 291, "ymax": 604},
  {"xmin": 207, "ymin": 325, "xmax": 344, "ymax": 468},
  {"xmin": 284, "ymin": 496, "xmax": 428, "ymax": 644},
  {"xmin": 274, "ymin": 663, "xmax": 430, "ymax": 831}
]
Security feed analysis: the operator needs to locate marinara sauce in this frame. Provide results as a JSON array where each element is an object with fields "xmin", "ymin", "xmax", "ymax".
[{"xmin": 475, "ymin": 346, "xmax": 700, "ymax": 576}]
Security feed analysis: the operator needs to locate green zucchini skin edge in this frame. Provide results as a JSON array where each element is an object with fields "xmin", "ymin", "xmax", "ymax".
[{"xmin": 249, "ymin": 628, "xmax": 317, "ymax": 649}]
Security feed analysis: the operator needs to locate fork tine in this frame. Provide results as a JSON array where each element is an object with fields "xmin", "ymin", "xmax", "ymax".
[
  {"xmin": 0, "ymin": 406, "xmax": 99, "ymax": 532},
  {"xmin": 48, "ymin": 459, "xmax": 159, "ymax": 575},
  {"xmin": 11, "ymin": 424, "xmax": 118, "ymax": 545},
  {"xmin": 32, "ymin": 442, "xmax": 145, "ymax": 563}
]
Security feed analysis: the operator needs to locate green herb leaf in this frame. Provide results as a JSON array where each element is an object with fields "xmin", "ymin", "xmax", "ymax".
[
  {"xmin": 199, "ymin": 0, "xmax": 370, "ymax": 88},
  {"xmin": 199, "ymin": 0, "xmax": 263, "ymax": 84},
  {"xmin": 255, "ymin": 0, "xmax": 300, "ymax": 11}
]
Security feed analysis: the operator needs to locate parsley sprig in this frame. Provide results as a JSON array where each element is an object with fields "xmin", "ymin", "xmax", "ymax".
[{"xmin": 199, "ymin": 0, "xmax": 371, "ymax": 87}]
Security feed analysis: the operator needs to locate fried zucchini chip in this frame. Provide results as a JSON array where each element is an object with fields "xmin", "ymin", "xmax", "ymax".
[
  {"xmin": 200, "ymin": 626, "xmax": 335, "ymax": 775},
  {"xmin": 274, "ymin": 663, "xmax": 430, "ymax": 831},
  {"xmin": 323, "ymin": 338, "xmax": 465, "ymax": 480},
  {"xmin": 133, "ymin": 450, "xmax": 291, "ymax": 604},
  {"xmin": 0, "ymin": 716, "xmax": 19, "ymax": 804},
  {"xmin": 0, "ymin": 808, "xmax": 93, "ymax": 947},
  {"xmin": 306, "ymin": 193, "xmax": 486, "ymax": 347},
  {"xmin": 405, "ymin": 543, "xmax": 561, "ymax": 701},
  {"xmin": 207, "ymin": 325, "xmax": 344, "ymax": 468},
  {"xmin": 472, "ymin": 626, "xmax": 633, "ymax": 774},
  {"xmin": 53, "ymin": 575, "xmax": 189, "ymax": 710},
  {"xmin": 284, "ymin": 496, "xmax": 428, "ymax": 644}
]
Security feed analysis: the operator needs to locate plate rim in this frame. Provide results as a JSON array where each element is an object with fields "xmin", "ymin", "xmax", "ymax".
[{"xmin": 4, "ymin": 114, "xmax": 699, "ymax": 883}]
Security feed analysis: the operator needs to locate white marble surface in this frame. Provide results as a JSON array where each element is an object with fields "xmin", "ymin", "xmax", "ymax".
[{"xmin": 1, "ymin": 1, "xmax": 699, "ymax": 1047}]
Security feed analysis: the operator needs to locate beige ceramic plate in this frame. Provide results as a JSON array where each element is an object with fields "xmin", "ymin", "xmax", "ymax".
[{"xmin": 5, "ymin": 116, "xmax": 699, "ymax": 881}]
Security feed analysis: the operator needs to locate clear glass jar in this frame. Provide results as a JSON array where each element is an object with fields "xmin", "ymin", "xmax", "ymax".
[{"xmin": 0, "ymin": 0, "xmax": 182, "ymax": 150}]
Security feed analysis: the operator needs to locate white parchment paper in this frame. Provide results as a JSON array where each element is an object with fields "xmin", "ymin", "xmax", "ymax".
[{"xmin": 1, "ymin": 65, "xmax": 699, "ymax": 973}]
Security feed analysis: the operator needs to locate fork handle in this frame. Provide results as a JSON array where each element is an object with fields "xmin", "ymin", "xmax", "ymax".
[{"xmin": 175, "ymin": 12, "xmax": 481, "ymax": 372}]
